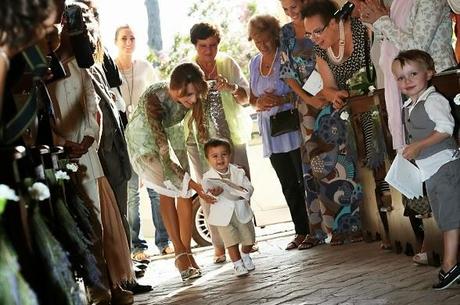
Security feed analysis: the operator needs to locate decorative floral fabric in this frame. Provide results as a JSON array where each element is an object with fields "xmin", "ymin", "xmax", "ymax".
[{"xmin": 125, "ymin": 82, "xmax": 190, "ymax": 194}]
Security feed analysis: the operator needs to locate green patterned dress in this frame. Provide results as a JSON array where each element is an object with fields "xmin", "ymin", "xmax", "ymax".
[{"xmin": 125, "ymin": 82, "xmax": 191, "ymax": 197}]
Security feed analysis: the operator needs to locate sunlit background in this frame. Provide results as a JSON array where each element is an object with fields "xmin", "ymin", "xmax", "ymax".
[{"xmin": 97, "ymin": 0, "xmax": 283, "ymax": 61}]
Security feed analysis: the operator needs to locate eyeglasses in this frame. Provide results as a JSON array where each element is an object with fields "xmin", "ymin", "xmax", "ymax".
[{"xmin": 304, "ymin": 25, "xmax": 327, "ymax": 40}]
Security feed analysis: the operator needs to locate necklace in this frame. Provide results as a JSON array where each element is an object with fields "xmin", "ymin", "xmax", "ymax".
[
  {"xmin": 197, "ymin": 59, "xmax": 217, "ymax": 79},
  {"xmin": 327, "ymin": 20, "xmax": 345, "ymax": 64},
  {"xmin": 119, "ymin": 60, "xmax": 135, "ymax": 113},
  {"xmin": 259, "ymin": 48, "xmax": 278, "ymax": 78}
]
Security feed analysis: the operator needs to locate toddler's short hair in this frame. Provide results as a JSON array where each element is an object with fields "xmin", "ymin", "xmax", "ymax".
[
  {"xmin": 393, "ymin": 49, "xmax": 436, "ymax": 72},
  {"xmin": 204, "ymin": 138, "xmax": 232, "ymax": 158}
]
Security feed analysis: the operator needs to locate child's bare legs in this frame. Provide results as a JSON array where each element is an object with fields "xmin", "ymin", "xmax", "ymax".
[
  {"xmin": 241, "ymin": 245, "xmax": 252, "ymax": 255},
  {"xmin": 442, "ymin": 229, "xmax": 460, "ymax": 272},
  {"xmin": 227, "ymin": 244, "xmax": 241, "ymax": 262}
]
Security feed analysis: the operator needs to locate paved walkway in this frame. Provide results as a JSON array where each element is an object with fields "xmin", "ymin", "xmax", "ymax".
[{"xmin": 135, "ymin": 235, "xmax": 460, "ymax": 305}]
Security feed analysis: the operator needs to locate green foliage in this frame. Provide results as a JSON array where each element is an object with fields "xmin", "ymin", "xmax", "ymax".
[{"xmin": 150, "ymin": 0, "xmax": 263, "ymax": 79}]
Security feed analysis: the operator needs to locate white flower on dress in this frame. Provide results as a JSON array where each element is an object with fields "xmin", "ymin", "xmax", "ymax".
[
  {"xmin": 340, "ymin": 111, "xmax": 350, "ymax": 121},
  {"xmin": 66, "ymin": 163, "xmax": 78, "ymax": 172},
  {"xmin": 454, "ymin": 94, "xmax": 460, "ymax": 106},
  {"xmin": 368, "ymin": 85, "xmax": 376, "ymax": 94},
  {"xmin": 55, "ymin": 170, "xmax": 70, "ymax": 181},
  {"xmin": 28, "ymin": 182, "xmax": 50, "ymax": 201},
  {"xmin": 371, "ymin": 110, "xmax": 379, "ymax": 118},
  {"xmin": 0, "ymin": 184, "xmax": 19, "ymax": 201}
]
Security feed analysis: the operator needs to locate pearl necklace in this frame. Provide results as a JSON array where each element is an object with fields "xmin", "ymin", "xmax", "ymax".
[
  {"xmin": 327, "ymin": 20, "xmax": 345, "ymax": 64},
  {"xmin": 259, "ymin": 48, "xmax": 278, "ymax": 78}
]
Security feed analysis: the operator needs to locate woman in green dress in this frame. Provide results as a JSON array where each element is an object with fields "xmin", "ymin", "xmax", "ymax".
[{"xmin": 125, "ymin": 63, "xmax": 215, "ymax": 282}]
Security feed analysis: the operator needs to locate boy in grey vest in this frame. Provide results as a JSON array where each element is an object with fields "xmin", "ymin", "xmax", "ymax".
[{"xmin": 392, "ymin": 49, "xmax": 460, "ymax": 290}]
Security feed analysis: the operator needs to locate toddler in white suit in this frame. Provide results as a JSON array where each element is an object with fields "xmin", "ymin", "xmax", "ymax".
[{"xmin": 203, "ymin": 138, "xmax": 255, "ymax": 277}]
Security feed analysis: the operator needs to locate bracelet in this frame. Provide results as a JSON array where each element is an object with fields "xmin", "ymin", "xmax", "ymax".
[
  {"xmin": 231, "ymin": 83, "xmax": 239, "ymax": 95},
  {"xmin": 0, "ymin": 48, "xmax": 10, "ymax": 70}
]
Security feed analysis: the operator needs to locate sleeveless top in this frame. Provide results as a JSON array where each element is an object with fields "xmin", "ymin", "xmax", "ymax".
[{"xmin": 315, "ymin": 17, "xmax": 371, "ymax": 90}]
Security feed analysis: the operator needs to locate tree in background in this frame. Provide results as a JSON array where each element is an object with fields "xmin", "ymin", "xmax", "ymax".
[
  {"xmin": 145, "ymin": 0, "xmax": 163, "ymax": 51},
  {"xmin": 148, "ymin": 0, "xmax": 258, "ymax": 79}
]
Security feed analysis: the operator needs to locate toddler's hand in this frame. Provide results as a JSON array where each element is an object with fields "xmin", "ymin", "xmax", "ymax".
[{"xmin": 402, "ymin": 143, "xmax": 421, "ymax": 160}]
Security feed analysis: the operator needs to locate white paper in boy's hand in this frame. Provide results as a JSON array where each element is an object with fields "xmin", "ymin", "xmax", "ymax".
[
  {"xmin": 385, "ymin": 153, "xmax": 423, "ymax": 199},
  {"xmin": 205, "ymin": 178, "xmax": 247, "ymax": 199},
  {"xmin": 302, "ymin": 70, "xmax": 323, "ymax": 96}
]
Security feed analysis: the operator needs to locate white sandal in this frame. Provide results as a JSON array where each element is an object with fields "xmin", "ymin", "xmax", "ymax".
[
  {"xmin": 413, "ymin": 252, "xmax": 428, "ymax": 265},
  {"xmin": 175, "ymin": 253, "xmax": 201, "ymax": 282}
]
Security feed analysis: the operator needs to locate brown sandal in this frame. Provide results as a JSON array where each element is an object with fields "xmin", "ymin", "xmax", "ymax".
[
  {"xmin": 298, "ymin": 234, "xmax": 324, "ymax": 250},
  {"xmin": 350, "ymin": 231, "xmax": 363, "ymax": 243},
  {"xmin": 285, "ymin": 234, "xmax": 305, "ymax": 250},
  {"xmin": 330, "ymin": 233, "xmax": 345, "ymax": 246}
]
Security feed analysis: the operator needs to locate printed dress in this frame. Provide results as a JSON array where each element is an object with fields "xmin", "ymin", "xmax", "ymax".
[
  {"xmin": 310, "ymin": 18, "xmax": 381, "ymax": 241},
  {"xmin": 125, "ymin": 82, "xmax": 190, "ymax": 197},
  {"xmin": 280, "ymin": 22, "xmax": 331, "ymax": 239}
]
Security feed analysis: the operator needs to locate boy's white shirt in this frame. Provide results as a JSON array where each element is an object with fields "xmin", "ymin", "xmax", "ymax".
[
  {"xmin": 402, "ymin": 86, "xmax": 459, "ymax": 181},
  {"xmin": 203, "ymin": 163, "xmax": 254, "ymax": 226}
]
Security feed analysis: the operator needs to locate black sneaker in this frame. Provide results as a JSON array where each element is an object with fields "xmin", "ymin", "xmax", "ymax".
[
  {"xmin": 433, "ymin": 264, "xmax": 460, "ymax": 290},
  {"xmin": 124, "ymin": 282, "xmax": 153, "ymax": 295}
]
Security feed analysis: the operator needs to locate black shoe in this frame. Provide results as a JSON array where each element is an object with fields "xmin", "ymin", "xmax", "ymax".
[
  {"xmin": 134, "ymin": 268, "xmax": 145, "ymax": 279},
  {"xmin": 134, "ymin": 262, "xmax": 148, "ymax": 270},
  {"xmin": 125, "ymin": 282, "xmax": 153, "ymax": 295},
  {"xmin": 433, "ymin": 264, "xmax": 460, "ymax": 290}
]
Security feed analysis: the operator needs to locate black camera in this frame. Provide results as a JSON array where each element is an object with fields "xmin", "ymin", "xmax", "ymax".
[
  {"xmin": 62, "ymin": 3, "xmax": 96, "ymax": 68},
  {"xmin": 45, "ymin": 51, "xmax": 69, "ymax": 84},
  {"xmin": 334, "ymin": 1, "xmax": 355, "ymax": 20}
]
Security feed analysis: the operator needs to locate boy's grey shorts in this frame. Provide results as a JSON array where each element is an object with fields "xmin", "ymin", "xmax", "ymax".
[{"xmin": 426, "ymin": 158, "xmax": 460, "ymax": 231}]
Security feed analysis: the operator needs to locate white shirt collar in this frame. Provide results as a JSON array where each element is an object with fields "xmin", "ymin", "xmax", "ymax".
[{"xmin": 402, "ymin": 86, "xmax": 436, "ymax": 108}]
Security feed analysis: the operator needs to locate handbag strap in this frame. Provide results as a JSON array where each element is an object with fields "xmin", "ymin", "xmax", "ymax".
[{"xmin": 363, "ymin": 26, "xmax": 376, "ymax": 84}]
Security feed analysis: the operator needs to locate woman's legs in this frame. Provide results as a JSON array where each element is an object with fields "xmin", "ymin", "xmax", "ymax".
[
  {"xmin": 269, "ymin": 149, "xmax": 309, "ymax": 236},
  {"xmin": 176, "ymin": 197, "xmax": 199, "ymax": 269},
  {"xmin": 159, "ymin": 195, "xmax": 190, "ymax": 271}
]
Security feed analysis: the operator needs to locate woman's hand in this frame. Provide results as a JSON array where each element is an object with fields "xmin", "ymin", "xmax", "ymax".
[
  {"xmin": 198, "ymin": 191, "xmax": 218, "ymax": 204},
  {"xmin": 189, "ymin": 180, "xmax": 218, "ymax": 204},
  {"xmin": 215, "ymin": 74, "xmax": 237, "ymax": 93},
  {"xmin": 255, "ymin": 93, "xmax": 282, "ymax": 111},
  {"xmin": 318, "ymin": 88, "xmax": 349, "ymax": 110},
  {"xmin": 208, "ymin": 187, "xmax": 223, "ymax": 196},
  {"xmin": 360, "ymin": 0, "xmax": 389, "ymax": 24}
]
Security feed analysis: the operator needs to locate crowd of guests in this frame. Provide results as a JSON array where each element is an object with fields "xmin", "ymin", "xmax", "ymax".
[{"xmin": 1, "ymin": 0, "xmax": 460, "ymax": 304}]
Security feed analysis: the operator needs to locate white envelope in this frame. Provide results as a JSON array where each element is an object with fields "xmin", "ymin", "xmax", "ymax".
[
  {"xmin": 302, "ymin": 70, "xmax": 323, "ymax": 96},
  {"xmin": 385, "ymin": 154, "xmax": 423, "ymax": 199}
]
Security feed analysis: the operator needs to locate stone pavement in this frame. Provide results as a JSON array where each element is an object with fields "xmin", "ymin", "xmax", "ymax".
[{"xmin": 134, "ymin": 235, "xmax": 460, "ymax": 305}]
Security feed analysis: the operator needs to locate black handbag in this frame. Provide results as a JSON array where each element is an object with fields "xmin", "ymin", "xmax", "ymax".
[{"xmin": 270, "ymin": 107, "xmax": 300, "ymax": 137}]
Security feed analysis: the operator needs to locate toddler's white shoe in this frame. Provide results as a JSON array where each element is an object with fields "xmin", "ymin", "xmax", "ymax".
[
  {"xmin": 242, "ymin": 255, "xmax": 255, "ymax": 271},
  {"xmin": 234, "ymin": 264, "xmax": 249, "ymax": 277}
]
